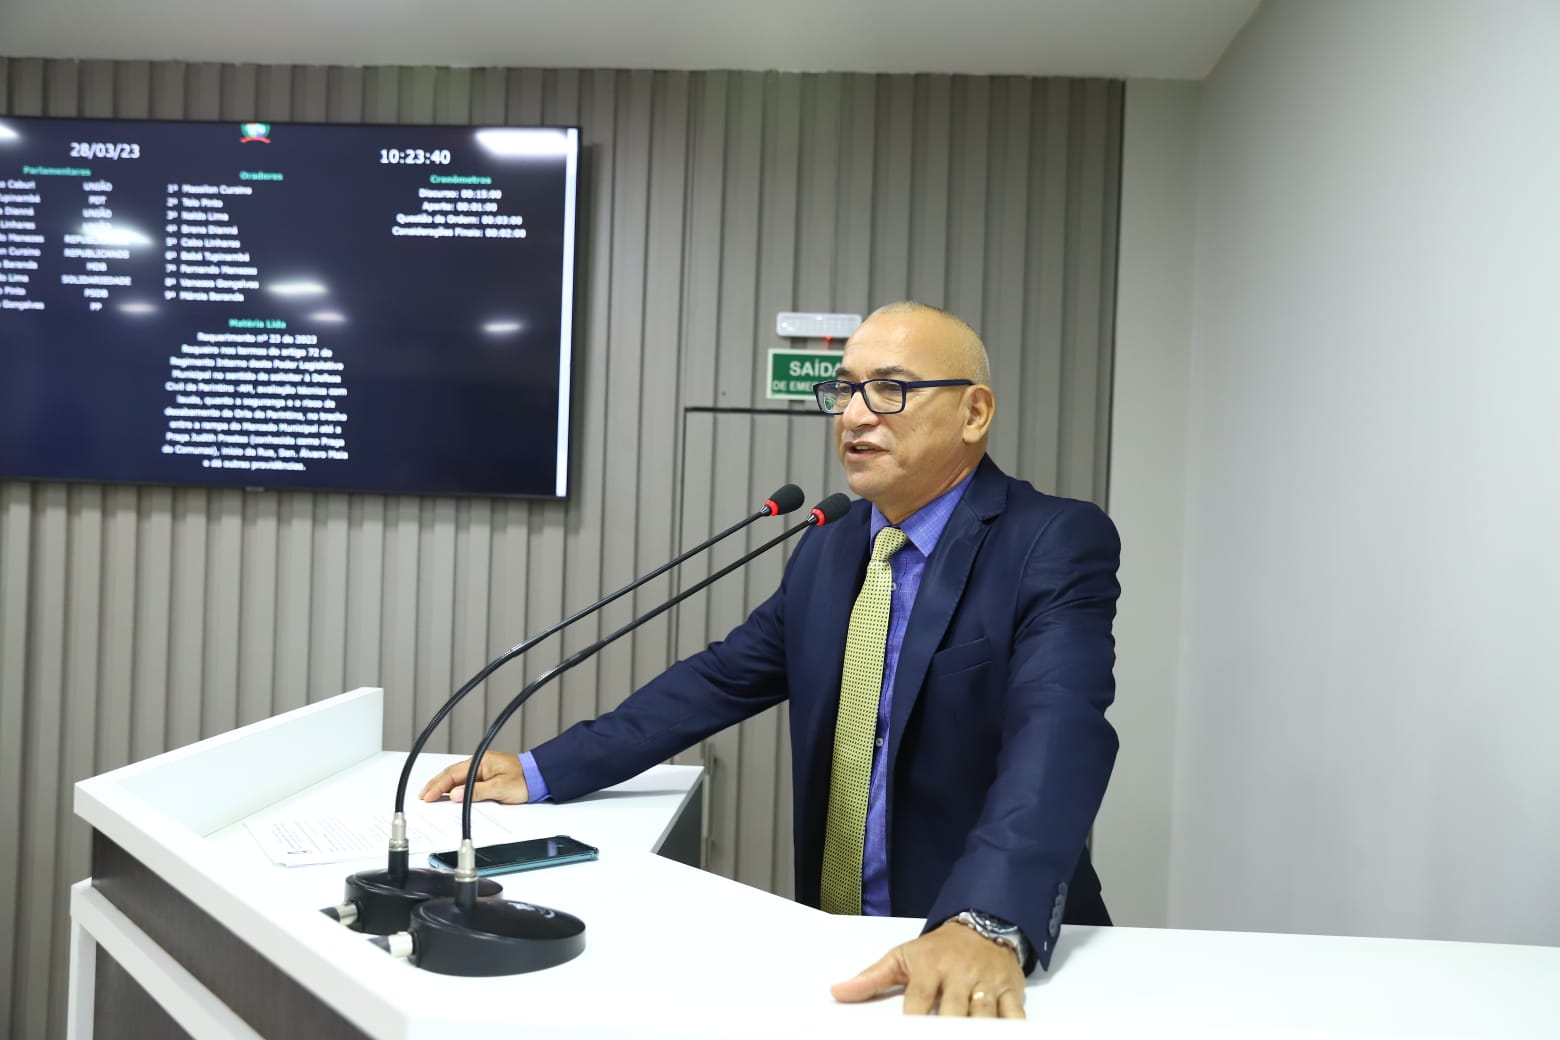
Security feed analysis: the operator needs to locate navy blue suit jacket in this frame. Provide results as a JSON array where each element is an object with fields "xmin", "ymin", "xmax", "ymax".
[{"xmin": 532, "ymin": 455, "xmax": 1121, "ymax": 970}]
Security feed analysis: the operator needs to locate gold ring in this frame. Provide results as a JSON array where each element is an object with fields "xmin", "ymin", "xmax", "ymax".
[{"xmin": 972, "ymin": 991, "xmax": 989, "ymax": 1001}]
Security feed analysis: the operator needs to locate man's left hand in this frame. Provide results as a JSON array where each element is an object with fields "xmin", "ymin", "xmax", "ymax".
[{"xmin": 830, "ymin": 919, "xmax": 1027, "ymax": 1018}]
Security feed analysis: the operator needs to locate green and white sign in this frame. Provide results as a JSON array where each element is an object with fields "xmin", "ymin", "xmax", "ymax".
[{"xmin": 767, "ymin": 348, "xmax": 844, "ymax": 401}]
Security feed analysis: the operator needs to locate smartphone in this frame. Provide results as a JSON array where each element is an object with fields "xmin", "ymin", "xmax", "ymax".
[{"xmin": 427, "ymin": 834, "xmax": 599, "ymax": 876}]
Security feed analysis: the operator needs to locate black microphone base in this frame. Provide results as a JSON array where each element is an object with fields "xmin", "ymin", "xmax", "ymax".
[
  {"xmin": 344, "ymin": 867, "xmax": 502, "ymax": 935},
  {"xmin": 409, "ymin": 897, "xmax": 586, "ymax": 976}
]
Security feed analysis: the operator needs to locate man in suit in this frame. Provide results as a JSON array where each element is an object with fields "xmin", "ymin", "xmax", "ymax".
[{"xmin": 422, "ymin": 301, "xmax": 1121, "ymax": 1019}]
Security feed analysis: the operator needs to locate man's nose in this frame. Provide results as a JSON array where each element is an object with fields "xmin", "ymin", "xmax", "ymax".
[{"xmin": 840, "ymin": 388, "xmax": 879, "ymax": 426}]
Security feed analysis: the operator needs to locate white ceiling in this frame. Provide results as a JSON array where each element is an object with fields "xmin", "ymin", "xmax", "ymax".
[{"xmin": 0, "ymin": 0, "xmax": 1260, "ymax": 79}]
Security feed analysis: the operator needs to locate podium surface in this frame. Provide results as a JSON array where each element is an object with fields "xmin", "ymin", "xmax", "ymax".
[{"xmin": 71, "ymin": 689, "xmax": 1560, "ymax": 1038}]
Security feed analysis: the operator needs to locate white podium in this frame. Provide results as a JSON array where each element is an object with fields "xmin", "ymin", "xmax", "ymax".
[{"xmin": 70, "ymin": 688, "xmax": 1560, "ymax": 1039}]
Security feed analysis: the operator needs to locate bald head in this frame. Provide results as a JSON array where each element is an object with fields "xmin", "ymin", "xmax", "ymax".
[
  {"xmin": 863, "ymin": 301, "xmax": 991, "ymax": 388},
  {"xmin": 833, "ymin": 301, "xmax": 997, "ymax": 523}
]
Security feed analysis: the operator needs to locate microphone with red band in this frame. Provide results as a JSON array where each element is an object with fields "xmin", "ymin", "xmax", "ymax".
[
  {"xmin": 810, "ymin": 499, "xmax": 844, "ymax": 524},
  {"xmin": 765, "ymin": 484, "xmax": 805, "ymax": 518},
  {"xmin": 331, "ymin": 483, "xmax": 808, "ymax": 936},
  {"xmin": 387, "ymin": 492, "xmax": 853, "ymax": 977}
]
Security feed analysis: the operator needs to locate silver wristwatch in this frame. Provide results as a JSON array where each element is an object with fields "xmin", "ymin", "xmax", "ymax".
[{"xmin": 953, "ymin": 909, "xmax": 1028, "ymax": 965}]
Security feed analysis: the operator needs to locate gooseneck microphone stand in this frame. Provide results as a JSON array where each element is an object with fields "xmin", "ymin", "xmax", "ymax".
[
  {"xmin": 396, "ymin": 493, "xmax": 852, "ymax": 976},
  {"xmin": 328, "ymin": 484, "xmax": 806, "ymax": 934}
]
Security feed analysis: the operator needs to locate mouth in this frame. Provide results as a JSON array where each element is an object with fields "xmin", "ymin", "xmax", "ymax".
[{"xmin": 843, "ymin": 442, "xmax": 886, "ymax": 459}]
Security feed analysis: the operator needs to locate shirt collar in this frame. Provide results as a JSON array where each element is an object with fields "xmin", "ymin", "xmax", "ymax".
[{"xmin": 868, "ymin": 470, "xmax": 976, "ymax": 558}]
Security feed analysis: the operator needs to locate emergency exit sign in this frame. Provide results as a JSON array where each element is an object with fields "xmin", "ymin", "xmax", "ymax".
[{"xmin": 766, "ymin": 348, "xmax": 845, "ymax": 401}]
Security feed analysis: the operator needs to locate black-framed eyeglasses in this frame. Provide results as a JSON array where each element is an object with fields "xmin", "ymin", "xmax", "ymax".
[{"xmin": 812, "ymin": 378, "xmax": 974, "ymax": 415}]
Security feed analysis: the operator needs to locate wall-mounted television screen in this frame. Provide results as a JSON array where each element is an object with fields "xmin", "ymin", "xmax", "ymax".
[{"xmin": 0, "ymin": 116, "xmax": 579, "ymax": 498}]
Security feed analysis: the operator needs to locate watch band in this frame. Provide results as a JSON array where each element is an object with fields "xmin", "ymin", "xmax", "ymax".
[{"xmin": 952, "ymin": 910, "xmax": 1028, "ymax": 965}]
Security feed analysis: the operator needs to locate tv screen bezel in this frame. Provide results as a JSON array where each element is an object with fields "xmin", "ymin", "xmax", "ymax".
[{"xmin": 0, "ymin": 113, "xmax": 584, "ymax": 501}]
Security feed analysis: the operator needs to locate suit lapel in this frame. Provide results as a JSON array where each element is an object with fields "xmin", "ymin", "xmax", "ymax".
[{"xmin": 884, "ymin": 458, "xmax": 1006, "ymax": 793}]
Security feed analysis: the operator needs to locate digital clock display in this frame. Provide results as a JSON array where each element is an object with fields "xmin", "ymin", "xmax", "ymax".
[{"xmin": 379, "ymin": 148, "xmax": 453, "ymax": 165}]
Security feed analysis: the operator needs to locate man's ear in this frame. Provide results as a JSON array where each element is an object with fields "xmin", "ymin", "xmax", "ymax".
[{"xmin": 962, "ymin": 385, "xmax": 995, "ymax": 444}]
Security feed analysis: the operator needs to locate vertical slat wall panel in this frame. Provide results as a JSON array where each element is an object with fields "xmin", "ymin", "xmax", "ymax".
[
  {"xmin": 53, "ymin": 488, "xmax": 101, "ymax": 1017},
  {"xmin": 984, "ymin": 78, "xmax": 1033, "ymax": 469},
  {"xmin": 0, "ymin": 485, "xmax": 30, "ymax": 1029},
  {"xmin": 1062, "ymin": 81, "xmax": 1112, "ymax": 503},
  {"xmin": 731, "ymin": 71, "xmax": 803, "ymax": 893},
  {"xmin": 0, "ymin": 59, "xmax": 1121, "ymax": 1038},
  {"xmin": 503, "ymin": 69, "xmax": 553, "ymax": 753},
  {"xmin": 18, "ymin": 484, "xmax": 65, "ymax": 1040},
  {"xmin": 594, "ymin": 68, "xmax": 651, "ymax": 735},
  {"xmin": 1024, "ymin": 82, "xmax": 1073, "ymax": 494},
  {"xmin": 164, "ymin": 491, "xmax": 208, "ymax": 749},
  {"xmin": 665, "ymin": 70, "xmax": 728, "ymax": 781},
  {"xmin": 96, "ymin": 488, "xmax": 138, "ymax": 771},
  {"xmin": 630, "ymin": 71, "xmax": 690, "ymax": 703},
  {"xmin": 949, "ymin": 77, "xmax": 991, "ymax": 323},
  {"xmin": 698, "ymin": 69, "xmax": 765, "ymax": 882},
  {"xmin": 554, "ymin": 69, "xmax": 614, "ymax": 739}
]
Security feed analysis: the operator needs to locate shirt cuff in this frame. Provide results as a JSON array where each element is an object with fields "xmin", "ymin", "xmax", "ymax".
[{"xmin": 518, "ymin": 751, "xmax": 551, "ymax": 802}]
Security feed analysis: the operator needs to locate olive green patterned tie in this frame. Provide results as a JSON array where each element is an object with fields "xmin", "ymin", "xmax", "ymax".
[{"xmin": 820, "ymin": 525, "xmax": 909, "ymax": 915}]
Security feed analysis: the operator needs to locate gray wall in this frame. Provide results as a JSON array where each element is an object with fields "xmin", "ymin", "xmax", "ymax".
[
  {"xmin": 1094, "ymin": 77, "xmax": 1199, "ymax": 928},
  {"xmin": 0, "ymin": 57, "xmax": 1122, "ymax": 1038},
  {"xmin": 1167, "ymin": 0, "xmax": 1560, "ymax": 943}
]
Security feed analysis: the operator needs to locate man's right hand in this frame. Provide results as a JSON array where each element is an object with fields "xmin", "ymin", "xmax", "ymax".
[{"xmin": 418, "ymin": 752, "xmax": 530, "ymax": 804}]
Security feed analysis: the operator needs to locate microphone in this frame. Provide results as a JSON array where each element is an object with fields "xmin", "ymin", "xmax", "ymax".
[
  {"xmin": 334, "ymin": 483, "xmax": 807, "ymax": 934},
  {"xmin": 400, "ymin": 492, "xmax": 852, "ymax": 976}
]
